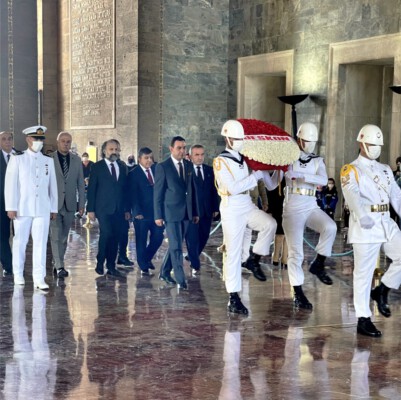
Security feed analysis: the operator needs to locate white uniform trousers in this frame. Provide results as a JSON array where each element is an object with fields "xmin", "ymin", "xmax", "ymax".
[
  {"xmin": 353, "ymin": 230, "xmax": 401, "ymax": 318},
  {"xmin": 222, "ymin": 206, "xmax": 276, "ymax": 293},
  {"xmin": 282, "ymin": 207, "xmax": 337, "ymax": 286},
  {"xmin": 12, "ymin": 216, "xmax": 50, "ymax": 283}
]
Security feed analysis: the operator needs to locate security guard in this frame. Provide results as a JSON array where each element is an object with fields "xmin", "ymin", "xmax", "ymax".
[
  {"xmin": 282, "ymin": 122, "xmax": 337, "ymax": 309},
  {"xmin": 5, "ymin": 126, "xmax": 58, "ymax": 290},
  {"xmin": 213, "ymin": 120, "xmax": 277, "ymax": 314},
  {"xmin": 341, "ymin": 124, "xmax": 401, "ymax": 337}
]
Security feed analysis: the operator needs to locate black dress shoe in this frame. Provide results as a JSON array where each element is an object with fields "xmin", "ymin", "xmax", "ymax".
[
  {"xmin": 184, "ymin": 255, "xmax": 190, "ymax": 261},
  {"xmin": 272, "ymin": 261, "xmax": 279, "ymax": 266},
  {"xmin": 309, "ymin": 256, "xmax": 333, "ymax": 285},
  {"xmin": 293, "ymin": 285, "xmax": 313, "ymax": 309},
  {"xmin": 117, "ymin": 257, "xmax": 134, "ymax": 266},
  {"xmin": 371, "ymin": 284, "xmax": 391, "ymax": 318},
  {"xmin": 54, "ymin": 268, "xmax": 69, "ymax": 278},
  {"xmin": 159, "ymin": 274, "xmax": 176, "ymax": 285},
  {"xmin": 177, "ymin": 281, "xmax": 188, "ymax": 290},
  {"xmin": 3, "ymin": 269, "xmax": 13, "ymax": 277},
  {"xmin": 147, "ymin": 262, "xmax": 156, "ymax": 270},
  {"xmin": 95, "ymin": 263, "xmax": 104, "ymax": 275},
  {"xmin": 227, "ymin": 293, "xmax": 248, "ymax": 315},
  {"xmin": 244, "ymin": 253, "xmax": 266, "ymax": 281},
  {"xmin": 357, "ymin": 317, "xmax": 382, "ymax": 337},
  {"xmin": 106, "ymin": 268, "xmax": 124, "ymax": 277}
]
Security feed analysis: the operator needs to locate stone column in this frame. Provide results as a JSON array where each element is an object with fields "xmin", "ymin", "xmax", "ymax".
[{"xmin": 0, "ymin": 0, "xmax": 38, "ymax": 149}]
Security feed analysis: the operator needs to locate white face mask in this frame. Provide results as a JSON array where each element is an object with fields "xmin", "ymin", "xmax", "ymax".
[
  {"xmin": 82, "ymin": 157, "xmax": 88, "ymax": 162},
  {"xmin": 301, "ymin": 141, "xmax": 316, "ymax": 154},
  {"xmin": 230, "ymin": 139, "xmax": 244, "ymax": 153},
  {"xmin": 363, "ymin": 143, "xmax": 381, "ymax": 160},
  {"xmin": 327, "ymin": 184, "xmax": 334, "ymax": 189},
  {"xmin": 31, "ymin": 141, "xmax": 43, "ymax": 153}
]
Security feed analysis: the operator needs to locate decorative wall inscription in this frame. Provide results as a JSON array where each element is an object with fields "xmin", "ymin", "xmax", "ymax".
[{"xmin": 70, "ymin": 0, "xmax": 115, "ymax": 129}]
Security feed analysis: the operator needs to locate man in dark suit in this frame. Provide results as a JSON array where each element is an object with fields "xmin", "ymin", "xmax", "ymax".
[
  {"xmin": 49, "ymin": 132, "xmax": 85, "ymax": 278},
  {"xmin": 87, "ymin": 139, "xmax": 131, "ymax": 277},
  {"xmin": 129, "ymin": 147, "xmax": 164, "ymax": 275},
  {"xmin": 185, "ymin": 144, "xmax": 219, "ymax": 274},
  {"xmin": 0, "ymin": 131, "xmax": 14, "ymax": 276},
  {"xmin": 154, "ymin": 136, "xmax": 199, "ymax": 290}
]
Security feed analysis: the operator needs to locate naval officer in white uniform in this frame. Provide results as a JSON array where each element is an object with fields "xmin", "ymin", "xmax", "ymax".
[
  {"xmin": 282, "ymin": 122, "xmax": 337, "ymax": 309},
  {"xmin": 341, "ymin": 124, "xmax": 401, "ymax": 337},
  {"xmin": 213, "ymin": 120, "xmax": 277, "ymax": 314},
  {"xmin": 5, "ymin": 126, "xmax": 58, "ymax": 290}
]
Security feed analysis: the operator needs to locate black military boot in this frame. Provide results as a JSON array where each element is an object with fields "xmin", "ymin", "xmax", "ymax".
[
  {"xmin": 244, "ymin": 252, "xmax": 266, "ymax": 282},
  {"xmin": 293, "ymin": 285, "xmax": 313, "ymax": 309},
  {"xmin": 227, "ymin": 293, "xmax": 249, "ymax": 315},
  {"xmin": 357, "ymin": 317, "xmax": 382, "ymax": 337},
  {"xmin": 309, "ymin": 254, "xmax": 333, "ymax": 285},
  {"xmin": 371, "ymin": 283, "xmax": 391, "ymax": 318}
]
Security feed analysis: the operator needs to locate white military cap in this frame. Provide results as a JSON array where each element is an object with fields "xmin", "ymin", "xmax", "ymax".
[{"xmin": 22, "ymin": 125, "xmax": 47, "ymax": 138}]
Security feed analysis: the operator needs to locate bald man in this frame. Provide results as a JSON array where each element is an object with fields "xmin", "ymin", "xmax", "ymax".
[{"xmin": 49, "ymin": 132, "xmax": 85, "ymax": 278}]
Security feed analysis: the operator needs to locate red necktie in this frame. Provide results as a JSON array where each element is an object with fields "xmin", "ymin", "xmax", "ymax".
[
  {"xmin": 146, "ymin": 169, "xmax": 154, "ymax": 185},
  {"xmin": 110, "ymin": 163, "xmax": 117, "ymax": 181}
]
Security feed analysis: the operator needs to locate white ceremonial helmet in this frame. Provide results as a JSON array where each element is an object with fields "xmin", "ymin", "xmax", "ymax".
[
  {"xmin": 357, "ymin": 124, "xmax": 383, "ymax": 160},
  {"xmin": 221, "ymin": 120, "xmax": 244, "ymax": 139},
  {"xmin": 356, "ymin": 124, "xmax": 384, "ymax": 145},
  {"xmin": 296, "ymin": 122, "xmax": 318, "ymax": 142}
]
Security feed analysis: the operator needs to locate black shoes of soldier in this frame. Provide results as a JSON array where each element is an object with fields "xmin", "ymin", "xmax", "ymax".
[
  {"xmin": 243, "ymin": 253, "xmax": 267, "ymax": 282},
  {"xmin": 371, "ymin": 283, "xmax": 391, "ymax": 318},
  {"xmin": 53, "ymin": 267, "xmax": 69, "ymax": 278},
  {"xmin": 309, "ymin": 255, "xmax": 333, "ymax": 285},
  {"xmin": 227, "ymin": 293, "xmax": 249, "ymax": 315},
  {"xmin": 293, "ymin": 285, "xmax": 313, "ymax": 309},
  {"xmin": 357, "ymin": 317, "xmax": 382, "ymax": 337}
]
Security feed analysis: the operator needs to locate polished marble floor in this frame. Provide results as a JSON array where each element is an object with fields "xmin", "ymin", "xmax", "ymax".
[{"xmin": 1, "ymin": 219, "xmax": 401, "ymax": 399}]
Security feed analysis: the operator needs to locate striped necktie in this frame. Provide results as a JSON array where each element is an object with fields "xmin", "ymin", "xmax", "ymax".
[{"xmin": 61, "ymin": 156, "xmax": 68, "ymax": 178}]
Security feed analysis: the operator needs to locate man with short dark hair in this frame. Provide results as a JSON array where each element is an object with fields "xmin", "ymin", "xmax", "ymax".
[
  {"xmin": 129, "ymin": 147, "xmax": 164, "ymax": 275},
  {"xmin": 87, "ymin": 139, "xmax": 131, "ymax": 277},
  {"xmin": 49, "ymin": 131, "xmax": 85, "ymax": 278},
  {"xmin": 185, "ymin": 144, "xmax": 219, "ymax": 274},
  {"xmin": 154, "ymin": 136, "xmax": 199, "ymax": 290}
]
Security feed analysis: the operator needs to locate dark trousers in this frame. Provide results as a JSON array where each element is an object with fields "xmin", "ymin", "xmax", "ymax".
[
  {"xmin": 160, "ymin": 220, "xmax": 189, "ymax": 285},
  {"xmin": 134, "ymin": 219, "xmax": 164, "ymax": 270},
  {"xmin": 0, "ymin": 210, "xmax": 12, "ymax": 272},
  {"xmin": 185, "ymin": 216, "xmax": 212, "ymax": 269},
  {"xmin": 96, "ymin": 212, "xmax": 126, "ymax": 269},
  {"xmin": 118, "ymin": 219, "xmax": 130, "ymax": 259}
]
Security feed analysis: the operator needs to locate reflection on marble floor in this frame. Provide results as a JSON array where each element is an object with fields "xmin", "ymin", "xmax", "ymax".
[{"xmin": 1, "ymin": 220, "xmax": 401, "ymax": 399}]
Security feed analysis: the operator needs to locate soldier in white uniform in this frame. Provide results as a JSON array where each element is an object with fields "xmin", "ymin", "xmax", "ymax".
[
  {"xmin": 282, "ymin": 122, "xmax": 337, "ymax": 309},
  {"xmin": 341, "ymin": 124, "xmax": 401, "ymax": 337},
  {"xmin": 213, "ymin": 120, "xmax": 277, "ymax": 314},
  {"xmin": 5, "ymin": 126, "xmax": 58, "ymax": 290}
]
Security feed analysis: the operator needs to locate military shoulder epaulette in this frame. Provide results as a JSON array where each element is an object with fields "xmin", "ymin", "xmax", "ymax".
[{"xmin": 14, "ymin": 150, "xmax": 24, "ymax": 155}]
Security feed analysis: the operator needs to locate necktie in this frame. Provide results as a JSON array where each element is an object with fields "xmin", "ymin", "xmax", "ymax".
[
  {"xmin": 110, "ymin": 162, "xmax": 117, "ymax": 181},
  {"xmin": 62, "ymin": 156, "xmax": 68, "ymax": 178},
  {"xmin": 146, "ymin": 169, "xmax": 154, "ymax": 185},
  {"xmin": 178, "ymin": 161, "xmax": 184, "ymax": 181},
  {"xmin": 6, "ymin": 154, "xmax": 10, "ymax": 164},
  {"xmin": 196, "ymin": 166, "xmax": 203, "ymax": 181}
]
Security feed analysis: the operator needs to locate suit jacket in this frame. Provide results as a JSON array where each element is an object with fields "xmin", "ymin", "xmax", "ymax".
[
  {"xmin": 193, "ymin": 164, "xmax": 219, "ymax": 218},
  {"xmin": 50, "ymin": 151, "xmax": 85, "ymax": 212},
  {"xmin": 129, "ymin": 164, "xmax": 157, "ymax": 220},
  {"xmin": 154, "ymin": 157, "xmax": 198, "ymax": 222},
  {"xmin": 86, "ymin": 159, "xmax": 129, "ymax": 216}
]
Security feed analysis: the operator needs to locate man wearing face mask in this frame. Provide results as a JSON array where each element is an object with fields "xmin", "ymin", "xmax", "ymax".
[
  {"xmin": 341, "ymin": 124, "xmax": 401, "ymax": 338},
  {"xmin": 5, "ymin": 125, "xmax": 58, "ymax": 290},
  {"xmin": 282, "ymin": 122, "xmax": 337, "ymax": 310},
  {"xmin": 87, "ymin": 139, "xmax": 131, "ymax": 277},
  {"xmin": 213, "ymin": 120, "xmax": 277, "ymax": 314}
]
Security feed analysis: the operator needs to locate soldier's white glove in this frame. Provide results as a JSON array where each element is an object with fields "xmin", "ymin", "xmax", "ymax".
[
  {"xmin": 359, "ymin": 215, "xmax": 375, "ymax": 229},
  {"xmin": 252, "ymin": 170, "xmax": 264, "ymax": 180},
  {"xmin": 285, "ymin": 170, "xmax": 304, "ymax": 180}
]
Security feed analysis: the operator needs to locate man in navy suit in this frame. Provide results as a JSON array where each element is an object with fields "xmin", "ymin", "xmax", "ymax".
[
  {"xmin": 87, "ymin": 139, "xmax": 131, "ymax": 277},
  {"xmin": 154, "ymin": 136, "xmax": 199, "ymax": 290},
  {"xmin": 0, "ymin": 131, "xmax": 14, "ymax": 276},
  {"xmin": 185, "ymin": 144, "xmax": 219, "ymax": 274},
  {"xmin": 129, "ymin": 147, "xmax": 164, "ymax": 275}
]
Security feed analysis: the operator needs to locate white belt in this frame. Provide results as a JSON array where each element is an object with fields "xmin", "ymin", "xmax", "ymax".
[
  {"xmin": 285, "ymin": 187, "xmax": 316, "ymax": 197},
  {"xmin": 367, "ymin": 204, "xmax": 389, "ymax": 212}
]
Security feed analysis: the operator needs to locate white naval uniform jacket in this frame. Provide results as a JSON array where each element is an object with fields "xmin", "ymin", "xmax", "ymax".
[
  {"xmin": 284, "ymin": 152, "xmax": 328, "ymax": 213},
  {"xmin": 341, "ymin": 155, "xmax": 401, "ymax": 244},
  {"xmin": 213, "ymin": 149, "xmax": 258, "ymax": 211},
  {"xmin": 5, "ymin": 149, "xmax": 58, "ymax": 217}
]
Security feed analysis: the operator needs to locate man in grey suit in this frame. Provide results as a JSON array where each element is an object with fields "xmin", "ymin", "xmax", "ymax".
[
  {"xmin": 154, "ymin": 136, "xmax": 199, "ymax": 290},
  {"xmin": 49, "ymin": 132, "xmax": 85, "ymax": 278}
]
